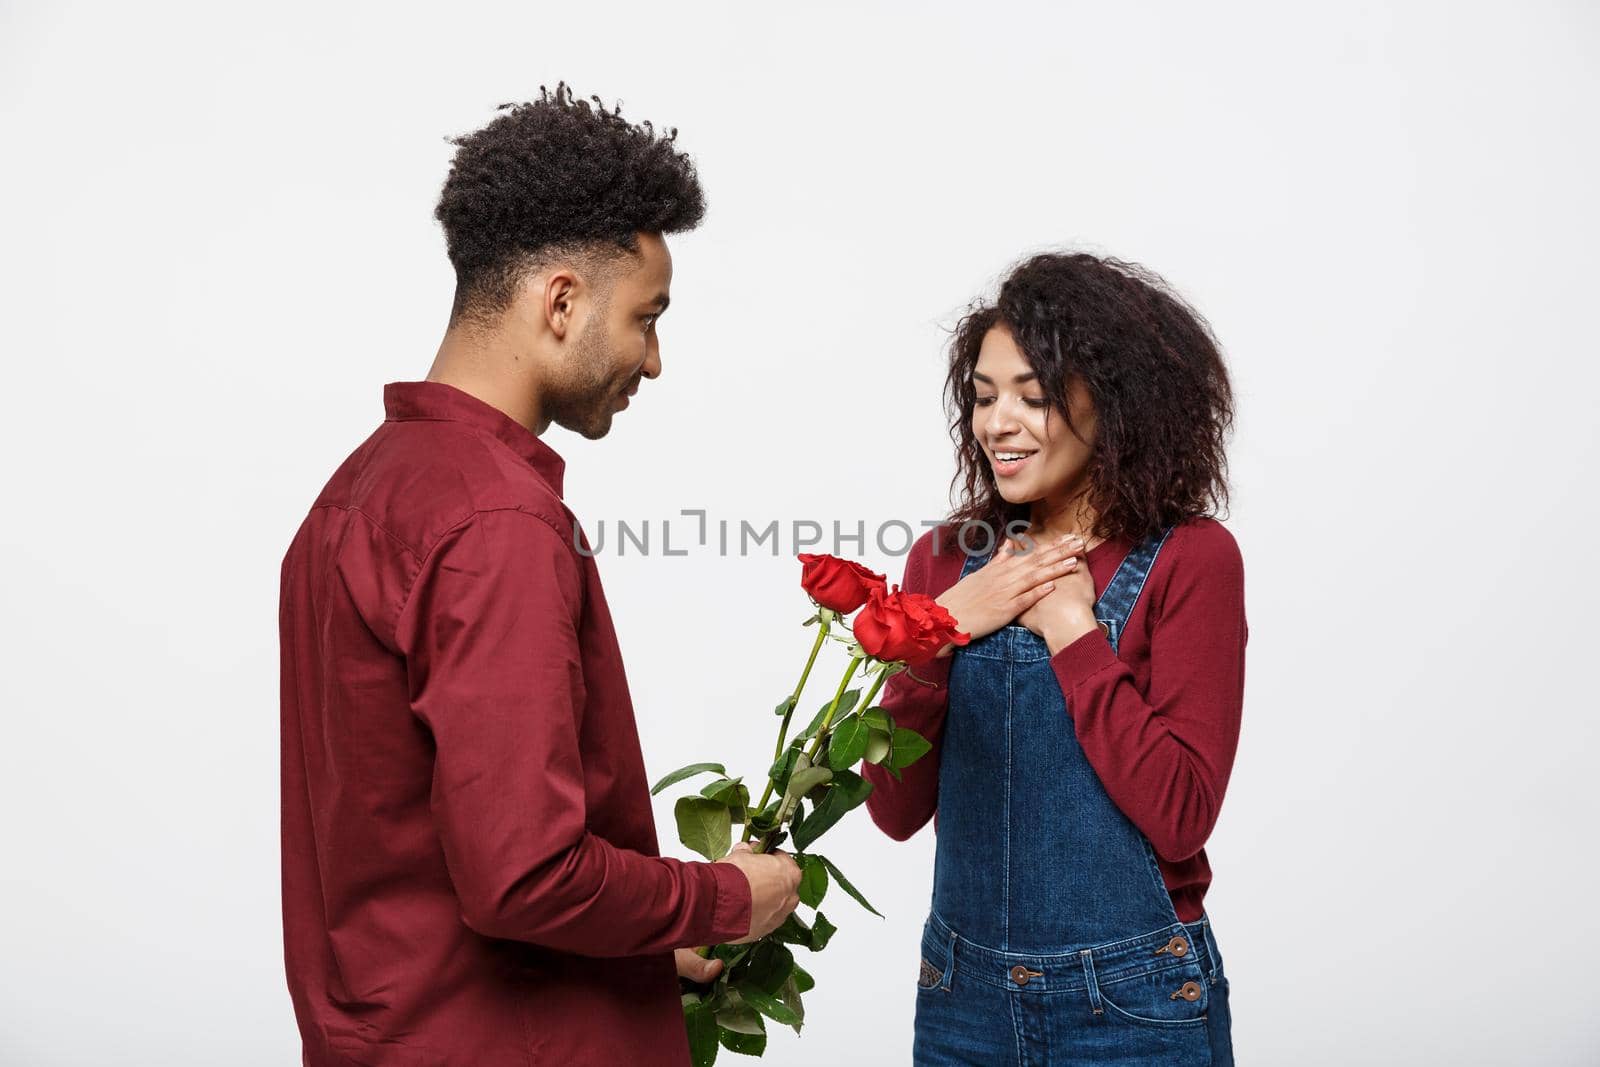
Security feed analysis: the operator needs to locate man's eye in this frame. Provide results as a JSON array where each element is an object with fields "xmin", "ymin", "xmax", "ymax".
[{"xmin": 641, "ymin": 315, "xmax": 658, "ymax": 332}]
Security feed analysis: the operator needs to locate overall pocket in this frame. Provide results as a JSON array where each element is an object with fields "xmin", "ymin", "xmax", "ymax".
[
  {"xmin": 917, "ymin": 917, "xmax": 952, "ymax": 993},
  {"xmin": 1097, "ymin": 961, "xmax": 1209, "ymax": 1028}
]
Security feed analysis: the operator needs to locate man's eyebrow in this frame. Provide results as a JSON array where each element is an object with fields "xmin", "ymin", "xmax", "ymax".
[
  {"xmin": 647, "ymin": 292, "xmax": 671, "ymax": 312},
  {"xmin": 971, "ymin": 371, "xmax": 1037, "ymax": 384}
]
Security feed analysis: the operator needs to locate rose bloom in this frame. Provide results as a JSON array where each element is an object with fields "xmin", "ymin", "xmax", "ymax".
[
  {"xmin": 797, "ymin": 553, "xmax": 887, "ymax": 614},
  {"xmin": 853, "ymin": 586, "xmax": 970, "ymax": 664}
]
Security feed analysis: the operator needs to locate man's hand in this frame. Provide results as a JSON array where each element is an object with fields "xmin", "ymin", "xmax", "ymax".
[
  {"xmin": 715, "ymin": 841, "xmax": 801, "ymax": 944},
  {"xmin": 675, "ymin": 947, "xmax": 724, "ymax": 984}
]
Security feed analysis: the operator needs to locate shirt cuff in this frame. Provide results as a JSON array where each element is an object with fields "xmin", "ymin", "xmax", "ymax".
[
  {"xmin": 906, "ymin": 652, "xmax": 954, "ymax": 686},
  {"xmin": 1049, "ymin": 626, "xmax": 1121, "ymax": 689},
  {"xmin": 700, "ymin": 859, "xmax": 753, "ymax": 945}
]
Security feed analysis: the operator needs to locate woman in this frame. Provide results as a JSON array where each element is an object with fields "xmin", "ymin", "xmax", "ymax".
[{"xmin": 861, "ymin": 252, "xmax": 1246, "ymax": 1065}]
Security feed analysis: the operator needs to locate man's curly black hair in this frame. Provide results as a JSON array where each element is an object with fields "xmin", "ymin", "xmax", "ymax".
[
  {"xmin": 945, "ymin": 252, "xmax": 1236, "ymax": 546},
  {"xmin": 434, "ymin": 83, "xmax": 706, "ymax": 326}
]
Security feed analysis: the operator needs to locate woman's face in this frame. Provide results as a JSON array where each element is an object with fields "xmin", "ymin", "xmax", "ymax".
[{"xmin": 970, "ymin": 324, "xmax": 1097, "ymax": 507}]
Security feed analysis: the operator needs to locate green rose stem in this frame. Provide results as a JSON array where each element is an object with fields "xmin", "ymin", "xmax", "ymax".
[
  {"xmin": 802, "ymin": 660, "xmax": 889, "ymax": 766},
  {"xmin": 691, "ymin": 617, "xmax": 837, "ymax": 964},
  {"xmin": 755, "ymin": 654, "xmax": 861, "ymax": 851},
  {"xmin": 754, "ymin": 653, "xmax": 894, "ymax": 855},
  {"xmin": 740, "ymin": 613, "xmax": 833, "ymax": 845}
]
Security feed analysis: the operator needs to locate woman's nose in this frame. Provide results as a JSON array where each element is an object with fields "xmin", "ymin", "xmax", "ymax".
[{"xmin": 988, "ymin": 399, "xmax": 1022, "ymax": 435}]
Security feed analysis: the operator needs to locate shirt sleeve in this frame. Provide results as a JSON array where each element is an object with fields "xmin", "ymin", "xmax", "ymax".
[
  {"xmin": 861, "ymin": 529, "xmax": 956, "ymax": 841},
  {"xmin": 395, "ymin": 507, "xmax": 751, "ymax": 954},
  {"xmin": 1048, "ymin": 521, "xmax": 1248, "ymax": 863}
]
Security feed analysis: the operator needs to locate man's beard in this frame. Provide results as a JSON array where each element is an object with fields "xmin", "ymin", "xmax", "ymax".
[{"xmin": 545, "ymin": 322, "xmax": 630, "ymax": 441}]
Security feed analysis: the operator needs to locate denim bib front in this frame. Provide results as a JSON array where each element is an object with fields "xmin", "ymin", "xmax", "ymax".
[
  {"xmin": 913, "ymin": 526, "xmax": 1233, "ymax": 1066},
  {"xmin": 931, "ymin": 527, "xmax": 1181, "ymax": 949}
]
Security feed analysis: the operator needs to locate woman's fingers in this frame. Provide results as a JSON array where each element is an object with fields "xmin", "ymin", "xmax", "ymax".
[{"xmin": 1014, "ymin": 580, "xmax": 1056, "ymax": 611}]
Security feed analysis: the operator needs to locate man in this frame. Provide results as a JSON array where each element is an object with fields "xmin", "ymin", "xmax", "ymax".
[{"xmin": 278, "ymin": 85, "xmax": 801, "ymax": 1065}]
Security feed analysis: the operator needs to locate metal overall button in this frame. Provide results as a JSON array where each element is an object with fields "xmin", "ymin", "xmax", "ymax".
[
  {"xmin": 1010, "ymin": 964, "xmax": 1043, "ymax": 987},
  {"xmin": 1170, "ymin": 980, "xmax": 1203, "ymax": 1002},
  {"xmin": 1154, "ymin": 935, "xmax": 1188, "ymax": 957}
]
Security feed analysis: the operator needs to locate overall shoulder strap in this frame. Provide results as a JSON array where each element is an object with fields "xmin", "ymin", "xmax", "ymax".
[{"xmin": 1094, "ymin": 525, "xmax": 1177, "ymax": 654}]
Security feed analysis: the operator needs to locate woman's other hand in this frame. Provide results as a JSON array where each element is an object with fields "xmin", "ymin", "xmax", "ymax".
[
  {"xmin": 934, "ymin": 534, "xmax": 1085, "ymax": 652},
  {"xmin": 1018, "ymin": 533, "xmax": 1103, "ymax": 654}
]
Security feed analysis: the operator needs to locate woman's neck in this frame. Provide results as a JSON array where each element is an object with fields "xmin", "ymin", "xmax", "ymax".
[{"xmin": 1027, "ymin": 492, "xmax": 1102, "ymax": 551}]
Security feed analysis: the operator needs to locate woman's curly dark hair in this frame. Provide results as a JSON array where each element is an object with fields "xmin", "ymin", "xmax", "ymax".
[
  {"xmin": 434, "ymin": 83, "xmax": 706, "ymax": 324},
  {"xmin": 944, "ymin": 252, "xmax": 1235, "ymax": 547}
]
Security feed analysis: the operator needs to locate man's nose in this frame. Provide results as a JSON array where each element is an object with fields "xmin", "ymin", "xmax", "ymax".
[{"xmin": 641, "ymin": 337, "xmax": 662, "ymax": 380}]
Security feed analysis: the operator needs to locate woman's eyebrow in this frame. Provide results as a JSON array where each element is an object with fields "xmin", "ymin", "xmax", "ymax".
[{"xmin": 971, "ymin": 371, "xmax": 1038, "ymax": 384}]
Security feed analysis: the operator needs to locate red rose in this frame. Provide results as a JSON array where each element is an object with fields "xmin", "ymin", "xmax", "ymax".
[
  {"xmin": 797, "ymin": 553, "xmax": 887, "ymax": 614},
  {"xmin": 853, "ymin": 585, "xmax": 971, "ymax": 664}
]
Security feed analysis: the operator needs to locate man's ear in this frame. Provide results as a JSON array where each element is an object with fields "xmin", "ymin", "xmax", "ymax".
[{"xmin": 542, "ymin": 269, "xmax": 580, "ymax": 341}]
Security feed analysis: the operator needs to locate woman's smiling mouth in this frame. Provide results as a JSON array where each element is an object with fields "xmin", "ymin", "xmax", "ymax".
[{"xmin": 990, "ymin": 448, "xmax": 1037, "ymax": 477}]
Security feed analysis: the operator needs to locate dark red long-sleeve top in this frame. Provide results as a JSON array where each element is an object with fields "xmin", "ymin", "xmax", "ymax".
[
  {"xmin": 861, "ymin": 518, "xmax": 1248, "ymax": 922},
  {"xmin": 279, "ymin": 381, "xmax": 751, "ymax": 1066}
]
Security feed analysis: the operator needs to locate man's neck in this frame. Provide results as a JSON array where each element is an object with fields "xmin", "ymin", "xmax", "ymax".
[{"xmin": 428, "ymin": 326, "xmax": 546, "ymax": 434}]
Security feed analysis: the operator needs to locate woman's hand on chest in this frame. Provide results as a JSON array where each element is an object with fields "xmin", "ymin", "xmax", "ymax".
[{"xmin": 934, "ymin": 534, "xmax": 1085, "ymax": 652}]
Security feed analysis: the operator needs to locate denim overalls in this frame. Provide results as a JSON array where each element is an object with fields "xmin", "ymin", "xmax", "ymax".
[{"xmin": 913, "ymin": 527, "xmax": 1234, "ymax": 1066}]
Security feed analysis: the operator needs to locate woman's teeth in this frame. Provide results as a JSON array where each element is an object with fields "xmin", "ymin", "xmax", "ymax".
[{"xmin": 992, "ymin": 450, "xmax": 1036, "ymax": 477}]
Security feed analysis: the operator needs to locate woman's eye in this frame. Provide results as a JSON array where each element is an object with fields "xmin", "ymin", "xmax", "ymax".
[
  {"xmin": 1023, "ymin": 398, "xmax": 1048, "ymax": 409},
  {"xmin": 974, "ymin": 395, "xmax": 996, "ymax": 407}
]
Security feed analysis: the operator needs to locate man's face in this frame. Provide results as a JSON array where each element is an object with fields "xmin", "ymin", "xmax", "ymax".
[{"xmin": 544, "ymin": 232, "xmax": 672, "ymax": 440}]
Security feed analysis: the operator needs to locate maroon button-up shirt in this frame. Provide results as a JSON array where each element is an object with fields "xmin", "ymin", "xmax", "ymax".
[{"xmin": 279, "ymin": 380, "xmax": 750, "ymax": 1066}]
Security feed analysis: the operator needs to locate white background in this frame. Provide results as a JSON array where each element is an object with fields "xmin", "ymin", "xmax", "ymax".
[{"xmin": 4, "ymin": 2, "xmax": 1598, "ymax": 1063}]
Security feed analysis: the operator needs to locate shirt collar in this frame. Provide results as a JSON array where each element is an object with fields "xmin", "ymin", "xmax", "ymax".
[{"xmin": 383, "ymin": 380, "xmax": 566, "ymax": 498}]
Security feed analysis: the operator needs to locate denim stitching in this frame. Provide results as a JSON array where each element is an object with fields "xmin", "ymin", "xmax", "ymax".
[
  {"xmin": 941, "ymin": 927, "xmax": 957, "ymax": 991},
  {"xmin": 1001, "ymin": 644, "xmax": 1013, "ymax": 952},
  {"xmin": 1079, "ymin": 949, "xmax": 1103, "ymax": 1014},
  {"xmin": 1006, "ymin": 988, "xmax": 1027, "ymax": 1065}
]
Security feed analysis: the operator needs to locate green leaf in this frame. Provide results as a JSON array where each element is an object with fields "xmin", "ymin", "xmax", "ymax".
[
  {"xmin": 712, "ymin": 990, "xmax": 765, "ymax": 1036},
  {"xmin": 796, "ymin": 689, "xmax": 861, "ymax": 741},
  {"xmin": 774, "ymin": 695, "xmax": 796, "ymax": 717},
  {"xmin": 712, "ymin": 943, "xmax": 752, "ymax": 968},
  {"xmin": 796, "ymin": 853, "xmax": 828, "ymax": 908},
  {"xmin": 779, "ymin": 974, "xmax": 805, "ymax": 1034},
  {"xmin": 675, "ymin": 796, "xmax": 733, "ymax": 860},
  {"xmin": 735, "ymin": 984, "xmax": 801, "ymax": 1027},
  {"xmin": 768, "ymin": 744, "xmax": 803, "ymax": 796},
  {"xmin": 791, "ymin": 961, "xmax": 815, "ymax": 994},
  {"xmin": 864, "ymin": 729, "xmax": 892, "ymax": 765},
  {"xmin": 826, "ymin": 717, "xmax": 871, "ymax": 770},
  {"xmin": 770, "ymin": 911, "xmax": 813, "ymax": 947},
  {"xmin": 684, "ymin": 998, "xmax": 720, "ymax": 1066},
  {"xmin": 790, "ymin": 769, "xmax": 873, "ymax": 851},
  {"xmin": 814, "ymin": 855, "xmax": 883, "ymax": 918},
  {"xmin": 862, "ymin": 707, "xmax": 893, "ymax": 733},
  {"xmin": 747, "ymin": 799, "xmax": 782, "ymax": 834},
  {"xmin": 785, "ymin": 765, "xmax": 833, "ymax": 802},
  {"xmin": 889, "ymin": 727, "xmax": 932, "ymax": 771},
  {"xmin": 809, "ymin": 910, "xmax": 837, "ymax": 951},
  {"xmin": 700, "ymin": 777, "xmax": 750, "ymax": 822},
  {"xmin": 742, "ymin": 940, "xmax": 795, "ymax": 996},
  {"xmin": 652, "ymin": 762, "xmax": 727, "ymax": 796},
  {"xmin": 718, "ymin": 1026, "xmax": 767, "ymax": 1056}
]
